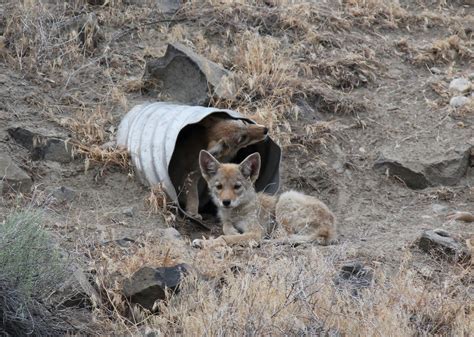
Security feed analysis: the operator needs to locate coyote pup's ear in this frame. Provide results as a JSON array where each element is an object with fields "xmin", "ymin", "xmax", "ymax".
[
  {"xmin": 199, "ymin": 150, "xmax": 220, "ymax": 180},
  {"xmin": 239, "ymin": 152, "xmax": 261, "ymax": 182}
]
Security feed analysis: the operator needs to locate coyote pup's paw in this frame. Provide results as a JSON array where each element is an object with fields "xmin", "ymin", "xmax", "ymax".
[
  {"xmin": 191, "ymin": 237, "xmax": 227, "ymax": 249},
  {"xmin": 192, "ymin": 239, "xmax": 205, "ymax": 249}
]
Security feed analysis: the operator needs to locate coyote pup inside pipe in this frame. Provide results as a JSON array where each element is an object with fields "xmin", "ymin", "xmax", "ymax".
[{"xmin": 177, "ymin": 116, "xmax": 268, "ymax": 220}]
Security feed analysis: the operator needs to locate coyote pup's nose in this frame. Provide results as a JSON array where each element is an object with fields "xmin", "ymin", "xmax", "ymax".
[
  {"xmin": 222, "ymin": 199, "xmax": 231, "ymax": 207},
  {"xmin": 263, "ymin": 127, "xmax": 269, "ymax": 135}
]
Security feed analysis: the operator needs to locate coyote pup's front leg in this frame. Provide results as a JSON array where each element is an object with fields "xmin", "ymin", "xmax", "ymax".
[{"xmin": 184, "ymin": 170, "xmax": 202, "ymax": 220}]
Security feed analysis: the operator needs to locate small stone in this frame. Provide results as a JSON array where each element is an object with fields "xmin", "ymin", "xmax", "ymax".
[
  {"xmin": 431, "ymin": 204, "xmax": 448, "ymax": 214},
  {"xmin": 430, "ymin": 67, "xmax": 443, "ymax": 75},
  {"xmin": 0, "ymin": 153, "xmax": 32, "ymax": 194},
  {"xmin": 449, "ymin": 96, "xmax": 469, "ymax": 108},
  {"xmin": 418, "ymin": 266, "xmax": 434, "ymax": 280},
  {"xmin": 122, "ymin": 264, "xmax": 191, "ymax": 311},
  {"xmin": 161, "ymin": 227, "xmax": 182, "ymax": 241},
  {"xmin": 417, "ymin": 229, "xmax": 470, "ymax": 262},
  {"xmin": 122, "ymin": 206, "xmax": 135, "ymax": 217},
  {"xmin": 448, "ymin": 78, "xmax": 471, "ymax": 94},
  {"xmin": 468, "ymin": 73, "xmax": 474, "ymax": 81},
  {"xmin": 334, "ymin": 262, "xmax": 373, "ymax": 296},
  {"xmin": 45, "ymin": 186, "xmax": 76, "ymax": 203}
]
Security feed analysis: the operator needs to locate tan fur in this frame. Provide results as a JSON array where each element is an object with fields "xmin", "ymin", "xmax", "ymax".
[
  {"xmin": 447, "ymin": 211, "xmax": 474, "ymax": 222},
  {"xmin": 193, "ymin": 151, "xmax": 337, "ymax": 249},
  {"xmin": 173, "ymin": 115, "xmax": 268, "ymax": 219}
]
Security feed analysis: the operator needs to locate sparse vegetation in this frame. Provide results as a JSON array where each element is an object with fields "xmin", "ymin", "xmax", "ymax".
[
  {"xmin": 0, "ymin": 210, "xmax": 69, "ymax": 336},
  {"xmin": 0, "ymin": 0, "xmax": 472, "ymax": 335}
]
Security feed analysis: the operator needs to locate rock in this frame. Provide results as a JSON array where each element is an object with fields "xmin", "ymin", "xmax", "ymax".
[
  {"xmin": 155, "ymin": 0, "xmax": 181, "ymax": 13},
  {"xmin": 429, "ymin": 67, "xmax": 443, "ymax": 75},
  {"xmin": 102, "ymin": 237, "xmax": 138, "ymax": 248},
  {"xmin": 334, "ymin": 262, "xmax": 373, "ymax": 296},
  {"xmin": 418, "ymin": 229, "xmax": 470, "ymax": 262},
  {"xmin": 449, "ymin": 96, "xmax": 469, "ymax": 108},
  {"xmin": 0, "ymin": 153, "xmax": 32, "ymax": 194},
  {"xmin": 373, "ymin": 145, "xmax": 472, "ymax": 189},
  {"xmin": 143, "ymin": 43, "xmax": 235, "ymax": 105},
  {"xmin": 468, "ymin": 73, "xmax": 474, "ymax": 81},
  {"xmin": 122, "ymin": 264, "xmax": 191, "ymax": 311},
  {"xmin": 45, "ymin": 186, "xmax": 76, "ymax": 203},
  {"xmin": 8, "ymin": 127, "xmax": 74, "ymax": 163},
  {"xmin": 160, "ymin": 227, "xmax": 182, "ymax": 241},
  {"xmin": 431, "ymin": 204, "xmax": 448, "ymax": 214},
  {"xmin": 57, "ymin": 266, "xmax": 101, "ymax": 308},
  {"xmin": 448, "ymin": 78, "xmax": 471, "ymax": 94},
  {"xmin": 121, "ymin": 206, "xmax": 135, "ymax": 217}
]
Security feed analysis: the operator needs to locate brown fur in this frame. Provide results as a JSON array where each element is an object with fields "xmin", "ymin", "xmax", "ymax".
[
  {"xmin": 192, "ymin": 151, "xmax": 337, "ymax": 249},
  {"xmin": 172, "ymin": 115, "xmax": 268, "ymax": 219}
]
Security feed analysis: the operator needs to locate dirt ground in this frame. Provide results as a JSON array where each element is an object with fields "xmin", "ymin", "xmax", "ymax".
[{"xmin": 0, "ymin": 0, "xmax": 473, "ymax": 335}]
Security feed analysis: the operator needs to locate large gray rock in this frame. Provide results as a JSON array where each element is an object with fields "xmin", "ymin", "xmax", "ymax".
[
  {"xmin": 418, "ymin": 229, "xmax": 470, "ymax": 263},
  {"xmin": 143, "ymin": 43, "xmax": 235, "ymax": 105},
  {"xmin": 374, "ymin": 145, "xmax": 472, "ymax": 189},
  {"xmin": 122, "ymin": 264, "xmax": 191, "ymax": 311},
  {"xmin": 8, "ymin": 127, "xmax": 73, "ymax": 163},
  {"xmin": 0, "ymin": 153, "xmax": 32, "ymax": 194}
]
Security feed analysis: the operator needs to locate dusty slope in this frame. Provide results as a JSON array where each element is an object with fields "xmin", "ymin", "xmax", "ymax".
[{"xmin": 0, "ymin": 0, "xmax": 473, "ymax": 335}]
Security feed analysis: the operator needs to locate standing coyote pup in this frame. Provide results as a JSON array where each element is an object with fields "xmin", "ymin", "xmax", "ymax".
[
  {"xmin": 175, "ymin": 116, "xmax": 268, "ymax": 219},
  {"xmin": 192, "ymin": 150, "xmax": 337, "ymax": 249}
]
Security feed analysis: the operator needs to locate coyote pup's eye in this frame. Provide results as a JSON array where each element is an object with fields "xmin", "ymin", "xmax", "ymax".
[
  {"xmin": 215, "ymin": 184, "xmax": 223, "ymax": 190},
  {"xmin": 234, "ymin": 183, "xmax": 242, "ymax": 190}
]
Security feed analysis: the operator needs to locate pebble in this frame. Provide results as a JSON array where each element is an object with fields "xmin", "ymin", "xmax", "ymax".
[
  {"xmin": 449, "ymin": 78, "xmax": 471, "ymax": 94},
  {"xmin": 449, "ymin": 96, "xmax": 469, "ymax": 108}
]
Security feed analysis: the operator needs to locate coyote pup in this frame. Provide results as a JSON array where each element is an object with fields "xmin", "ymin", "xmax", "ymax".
[
  {"xmin": 175, "ymin": 116, "xmax": 268, "ymax": 219},
  {"xmin": 192, "ymin": 150, "xmax": 337, "ymax": 248}
]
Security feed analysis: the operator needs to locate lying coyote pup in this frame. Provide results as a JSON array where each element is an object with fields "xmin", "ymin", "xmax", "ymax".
[
  {"xmin": 192, "ymin": 150, "xmax": 337, "ymax": 249},
  {"xmin": 175, "ymin": 116, "xmax": 268, "ymax": 219}
]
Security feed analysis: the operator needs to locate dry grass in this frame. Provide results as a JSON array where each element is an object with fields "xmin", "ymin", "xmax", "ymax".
[
  {"xmin": 81, "ymin": 240, "xmax": 472, "ymax": 336},
  {"xmin": 414, "ymin": 35, "xmax": 474, "ymax": 66},
  {"xmin": 2, "ymin": 0, "xmax": 473, "ymax": 335}
]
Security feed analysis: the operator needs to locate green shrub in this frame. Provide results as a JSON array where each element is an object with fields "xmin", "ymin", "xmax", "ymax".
[{"xmin": 0, "ymin": 210, "xmax": 66, "ymax": 298}]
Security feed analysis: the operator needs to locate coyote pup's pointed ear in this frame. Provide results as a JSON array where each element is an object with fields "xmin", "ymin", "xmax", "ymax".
[
  {"xmin": 239, "ymin": 152, "xmax": 261, "ymax": 182},
  {"xmin": 199, "ymin": 150, "xmax": 220, "ymax": 180}
]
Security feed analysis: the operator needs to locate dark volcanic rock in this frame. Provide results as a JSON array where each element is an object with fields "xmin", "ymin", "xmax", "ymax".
[
  {"xmin": 374, "ymin": 145, "xmax": 472, "ymax": 189},
  {"xmin": 143, "ymin": 42, "xmax": 235, "ymax": 105},
  {"xmin": 0, "ymin": 153, "xmax": 32, "ymax": 194},
  {"xmin": 8, "ymin": 127, "xmax": 74, "ymax": 163},
  {"xmin": 334, "ymin": 261, "xmax": 373, "ymax": 296},
  {"xmin": 122, "ymin": 264, "xmax": 191, "ymax": 311},
  {"xmin": 418, "ymin": 229, "xmax": 470, "ymax": 263}
]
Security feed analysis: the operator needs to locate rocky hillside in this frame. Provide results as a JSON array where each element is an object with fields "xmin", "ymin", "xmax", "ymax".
[{"xmin": 0, "ymin": 0, "xmax": 473, "ymax": 335}]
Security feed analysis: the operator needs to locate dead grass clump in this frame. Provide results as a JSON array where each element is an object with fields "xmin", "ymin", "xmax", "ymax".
[
  {"xmin": 414, "ymin": 35, "xmax": 474, "ymax": 65},
  {"xmin": 305, "ymin": 81, "xmax": 368, "ymax": 115},
  {"xmin": 311, "ymin": 52, "xmax": 379, "ymax": 91},
  {"xmin": 73, "ymin": 144, "xmax": 131, "ymax": 175},
  {"xmin": 343, "ymin": 0, "xmax": 408, "ymax": 29},
  {"xmin": 4, "ymin": 2, "xmax": 100, "ymax": 72},
  {"xmin": 58, "ymin": 105, "xmax": 113, "ymax": 144},
  {"xmin": 144, "ymin": 184, "xmax": 178, "ymax": 225}
]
